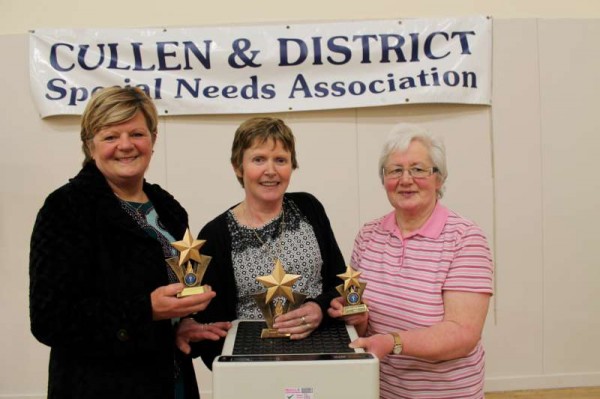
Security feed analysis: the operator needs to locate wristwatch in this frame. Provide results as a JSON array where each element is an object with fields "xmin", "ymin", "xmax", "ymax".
[{"xmin": 390, "ymin": 332, "xmax": 403, "ymax": 355}]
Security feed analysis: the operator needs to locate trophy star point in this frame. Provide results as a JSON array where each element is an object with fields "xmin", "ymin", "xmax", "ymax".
[
  {"xmin": 172, "ymin": 228, "xmax": 206, "ymax": 265},
  {"xmin": 337, "ymin": 265, "xmax": 362, "ymax": 291},
  {"xmin": 256, "ymin": 259, "xmax": 300, "ymax": 303}
]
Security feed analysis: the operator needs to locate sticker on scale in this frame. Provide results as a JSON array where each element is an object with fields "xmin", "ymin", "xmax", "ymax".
[{"xmin": 284, "ymin": 387, "xmax": 314, "ymax": 399}]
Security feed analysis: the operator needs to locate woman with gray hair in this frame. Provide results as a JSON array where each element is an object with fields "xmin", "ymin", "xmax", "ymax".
[{"xmin": 329, "ymin": 124, "xmax": 493, "ymax": 399}]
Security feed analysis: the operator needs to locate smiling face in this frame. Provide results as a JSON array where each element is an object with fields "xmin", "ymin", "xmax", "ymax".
[
  {"xmin": 235, "ymin": 138, "xmax": 293, "ymax": 208},
  {"xmin": 383, "ymin": 140, "xmax": 441, "ymax": 220},
  {"xmin": 88, "ymin": 111, "xmax": 155, "ymax": 192}
]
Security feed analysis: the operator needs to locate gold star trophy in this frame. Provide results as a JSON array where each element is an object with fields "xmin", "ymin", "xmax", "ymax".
[
  {"xmin": 167, "ymin": 228, "xmax": 212, "ymax": 297},
  {"xmin": 253, "ymin": 259, "xmax": 307, "ymax": 338},
  {"xmin": 336, "ymin": 265, "xmax": 368, "ymax": 315}
]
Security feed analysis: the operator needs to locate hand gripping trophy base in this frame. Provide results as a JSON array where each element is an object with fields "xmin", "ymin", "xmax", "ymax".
[
  {"xmin": 261, "ymin": 330, "xmax": 288, "ymax": 339},
  {"xmin": 341, "ymin": 303, "xmax": 368, "ymax": 316},
  {"xmin": 178, "ymin": 284, "xmax": 211, "ymax": 298},
  {"xmin": 252, "ymin": 291, "xmax": 308, "ymax": 338}
]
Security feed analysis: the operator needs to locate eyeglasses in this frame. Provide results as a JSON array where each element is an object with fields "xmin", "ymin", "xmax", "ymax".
[{"xmin": 383, "ymin": 166, "xmax": 439, "ymax": 180}]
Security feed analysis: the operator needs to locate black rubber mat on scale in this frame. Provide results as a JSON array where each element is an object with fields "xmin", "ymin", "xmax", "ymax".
[{"xmin": 231, "ymin": 320, "xmax": 355, "ymax": 355}]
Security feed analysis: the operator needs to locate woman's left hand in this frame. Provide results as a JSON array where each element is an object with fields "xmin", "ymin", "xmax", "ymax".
[
  {"xmin": 349, "ymin": 333, "xmax": 395, "ymax": 360},
  {"xmin": 272, "ymin": 301, "xmax": 322, "ymax": 340},
  {"xmin": 175, "ymin": 318, "xmax": 231, "ymax": 354}
]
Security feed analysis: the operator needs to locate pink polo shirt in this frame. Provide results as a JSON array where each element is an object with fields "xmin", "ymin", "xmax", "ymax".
[{"xmin": 352, "ymin": 203, "xmax": 493, "ymax": 399}]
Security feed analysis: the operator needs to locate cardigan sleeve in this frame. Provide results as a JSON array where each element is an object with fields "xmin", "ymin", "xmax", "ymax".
[
  {"xmin": 288, "ymin": 192, "xmax": 347, "ymax": 318},
  {"xmin": 189, "ymin": 212, "xmax": 238, "ymax": 369},
  {"xmin": 29, "ymin": 174, "xmax": 187, "ymax": 357},
  {"xmin": 29, "ymin": 186, "xmax": 172, "ymax": 358}
]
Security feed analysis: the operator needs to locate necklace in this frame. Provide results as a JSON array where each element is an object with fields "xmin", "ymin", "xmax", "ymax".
[
  {"xmin": 116, "ymin": 196, "xmax": 148, "ymax": 218},
  {"xmin": 114, "ymin": 192, "xmax": 148, "ymax": 214},
  {"xmin": 250, "ymin": 207, "xmax": 286, "ymax": 265},
  {"xmin": 123, "ymin": 200, "xmax": 146, "ymax": 213}
]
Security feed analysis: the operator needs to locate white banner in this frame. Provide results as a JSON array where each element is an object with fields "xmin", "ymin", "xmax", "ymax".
[{"xmin": 29, "ymin": 17, "xmax": 492, "ymax": 118}]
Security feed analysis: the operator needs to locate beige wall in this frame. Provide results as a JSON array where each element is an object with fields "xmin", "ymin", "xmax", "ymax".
[
  {"xmin": 1, "ymin": 2, "xmax": 600, "ymax": 399},
  {"xmin": 1, "ymin": 0, "xmax": 600, "ymax": 34}
]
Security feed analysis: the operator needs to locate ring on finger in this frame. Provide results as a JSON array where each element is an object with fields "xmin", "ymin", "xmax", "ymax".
[{"xmin": 301, "ymin": 316, "xmax": 307, "ymax": 325}]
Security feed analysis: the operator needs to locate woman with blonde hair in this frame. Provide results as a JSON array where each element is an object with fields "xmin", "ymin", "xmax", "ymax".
[{"xmin": 30, "ymin": 86, "xmax": 223, "ymax": 399}]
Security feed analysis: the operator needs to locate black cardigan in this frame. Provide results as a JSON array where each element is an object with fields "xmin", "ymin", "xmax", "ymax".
[
  {"xmin": 29, "ymin": 163, "xmax": 199, "ymax": 399},
  {"xmin": 192, "ymin": 192, "xmax": 346, "ymax": 369}
]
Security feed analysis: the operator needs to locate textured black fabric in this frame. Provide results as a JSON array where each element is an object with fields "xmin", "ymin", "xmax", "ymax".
[
  {"xmin": 29, "ymin": 163, "xmax": 200, "ymax": 399},
  {"xmin": 191, "ymin": 192, "xmax": 346, "ymax": 369}
]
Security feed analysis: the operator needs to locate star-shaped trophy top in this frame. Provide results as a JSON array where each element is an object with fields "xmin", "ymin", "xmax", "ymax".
[
  {"xmin": 337, "ymin": 265, "xmax": 362, "ymax": 291},
  {"xmin": 171, "ymin": 228, "xmax": 206, "ymax": 266},
  {"xmin": 256, "ymin": 259, "xmax": 301, "ymax": 304}
]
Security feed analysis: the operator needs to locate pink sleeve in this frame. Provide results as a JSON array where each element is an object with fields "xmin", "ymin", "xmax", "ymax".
[{"xmin": 443, "ymin": 224, "xmax": 494, "ymax": 295}]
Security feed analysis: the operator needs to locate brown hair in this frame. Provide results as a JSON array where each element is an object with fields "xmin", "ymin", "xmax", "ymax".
[
  {"xmin": 80, "ymin": 86, "xmax": 158, "ymax": 165},
  {"xmin": 230, "ymin": 117, "xmax": 299, "ymax": 186}
]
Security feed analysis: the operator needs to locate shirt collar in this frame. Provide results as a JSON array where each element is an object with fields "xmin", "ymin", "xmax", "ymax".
[{"xmin": 381, "ymin": 202, "xmax": 449, "ymax": 239}]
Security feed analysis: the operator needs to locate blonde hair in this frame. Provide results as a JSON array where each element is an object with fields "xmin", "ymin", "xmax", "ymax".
[{"xmin": 80, "ymin": 87, "xmax": 158, "ymax": 165}]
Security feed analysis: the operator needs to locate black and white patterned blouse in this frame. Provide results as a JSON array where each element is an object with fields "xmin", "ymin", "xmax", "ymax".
[{"xmin": 226, "ymin": 198, "xmax": 323, "ymax": 319}]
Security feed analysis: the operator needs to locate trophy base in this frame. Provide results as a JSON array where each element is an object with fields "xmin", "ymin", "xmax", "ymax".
[
  {"xmin": 260, "ymin": 328, "xmax": 291, "ymax": 339},
  {"xmin": 177, "ymin": 285, "xmax": 209, "ymax": 298},
  {"xmin": 342, "ymin": 304, "xmax": 368, "ymax": 315}
]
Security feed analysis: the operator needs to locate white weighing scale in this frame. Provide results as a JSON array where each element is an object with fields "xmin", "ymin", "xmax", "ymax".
[{"xmin": 212, "ymin": 320, "xmax": 379, "ymax": 399}]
